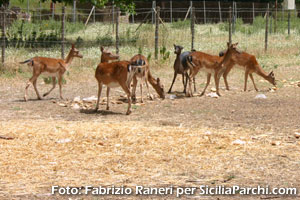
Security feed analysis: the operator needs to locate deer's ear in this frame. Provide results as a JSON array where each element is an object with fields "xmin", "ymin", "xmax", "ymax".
[
  {"xmin": 100, "ymin": 46, "xmax": 104, "ymax": 52},
  {"xmin": 157, "ymin": 78, "xmax": 160, "ymax": 83},
  {"xmin": 72, "ymin": 44, "xmax": 75, "ymax": 49}
]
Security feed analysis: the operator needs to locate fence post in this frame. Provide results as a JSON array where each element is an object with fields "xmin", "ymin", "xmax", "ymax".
[
  {"xmin": 265, "ymin": 4, "xmax": 269, "ymax": 52},
  {"xmin": 270, "ymin": 11, "xmax": 272, "ymax": 34},
  {"xmin": 252, "ymin": 2, "xmax": 255, "ymax": 23},
  {"xmin": 155, "ymin": 6, "xmax": 160, "ymax": 60},
  {"xmin": 61, "ymin": 6, "xmax": 65, "ymax": 59},
  {"xmin": 132, "ymin": 13, "xmax": 135, "ymax": 23},
  {"xmin": 274, "ymin": 0, "xmax": 277, "ymax": 33},
  {"xmin": 152, "ymin": 1, "xmax": 156, "ymax": 24},
  {"xmin": 52, "ymin": 2, "xmax": 55, "ymax": 20},
  {"xmin": 190, "ymin": 1, "xmax": 193, "ymax": 16},
  {"xmin": 288, "ymin": 10, "xmax": 291, "ymax": 35},
  {"xmin": 1, "ymin": 7, "xmax": 6, "ymax": 65},
  {"xmin": 112, "ymin": 0, "xmax": 115, "ymax": 33},
  {"xmin": 73, "ymin": 0, "xmax": 76, "ymax": 22},
  {"xmin": 27, "ymin": 0, "xmax": 29, "ymax": 14},
  {"xmin": 191, "ymin": 7, "xmax": 195, "ymax": 50},
  {"xmin": 232, "ymin": 1, "xmax": 235, "ymax": 34},
  {"xmin": 39, "ymin": 1, "xmax": 42, "ymax": 21},
  {"xmin": 203, "ymin": 0, "xmax": 206, "ymax": 24},
  {"xmin": 228, "ymin": 6, "xmax": 232, "ymax": 45},
  {"xmin": 218, "ymin": 1, "xmax": 222, "ymax": 23},
  {"xmin": 93, "ymin": 7, "xmax": 96, "ymax": 23},
  {"xmin": 170, "ymin": 0, "xmax": 172, "ymax": 23},
  {"xmin": 116, "ymin": 8, "xmax": 120, "ymax": 55}
]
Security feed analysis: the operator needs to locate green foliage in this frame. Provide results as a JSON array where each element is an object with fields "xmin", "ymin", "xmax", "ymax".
[
  {"xmin": 43, "ymin": 77, "xmax": 67, "ymax": 84},
  {"xmin": 160, "ymin": 46, "xmax": 170, "ymax": 62},
  {"xmin": 171, "ymin": 19, "xmax": 191, "ymax": 29},
  {"xmin": 6, "ymin": 19, "xmax": 85, "ymax": 48}
]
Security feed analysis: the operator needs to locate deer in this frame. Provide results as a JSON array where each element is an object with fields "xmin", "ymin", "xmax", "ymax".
[
  {"xmin": 20, "ymin": 44, "xmax": 83, "ymax": 102},
  {"xmin": 168, "ymin": 44, "xmax": 196, "ymax": 94},
  {"xmin": 95, "ymin": 60, "xmax": 140, "ymax": 115},
  {"xmin": 219, "ymin": 45, "xmax": 276, "ymax": 91},
  {"xmin": 130, "ymin": 54, "xmax": 165, "ymax": 103},
  {"xmin": 100, "ymin": 46, "xmax": 119, "ymax": 63},
  {"xmin": 186, "ymin": 43, "xmax": 241, "ymax": 97}
]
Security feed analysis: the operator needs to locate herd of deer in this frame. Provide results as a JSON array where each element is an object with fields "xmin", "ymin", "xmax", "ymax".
[{"xmin": 20, "ymin": 42, "xmax": 276, "ymax": 115}]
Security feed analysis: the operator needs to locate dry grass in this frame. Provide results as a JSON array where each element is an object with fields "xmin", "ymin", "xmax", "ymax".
[{"xmin": 1, "ymin": 119, "xmax": 300, "ymax": 199}]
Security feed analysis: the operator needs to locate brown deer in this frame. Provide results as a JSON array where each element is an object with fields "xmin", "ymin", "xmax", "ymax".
[
  {"xmin": 100, "ymin": 46, "xmax": 119, "ymax": 63},
  {"xmin": 20, "ymin": 44, "xmax": 83, "ymax": 101},
  {"xmin": 95, "ymin": 61, "xmax": 139, "ymax": 115},
  {"xmin": 219, "ymin": 45, "xmax": 276, "ymax": 91},
  {"xmin": 186, "ymin": 43, "xmax": 241, "ymax": 97},
  {"xmin": 168, "ymin": 45, "xmax": 196, "ymax": 94},
  {"xmin": 130, "ymin": 54, "xmax": 165, "ymax": 103}
]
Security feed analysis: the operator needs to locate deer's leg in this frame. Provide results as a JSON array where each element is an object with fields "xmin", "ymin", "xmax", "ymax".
[
  {"xmin": 145, "ymin": 77, "xmax": 153, "ymax": 100},
  {"xmin": 140, "ymin": 81, "xmax": 144, "ymax": 103},
  {"xmin": 131, "ymin": 75, "xmax": 138, "ymax": 102},
  {"xmin": 120, "ymin": 83, "xmax": 132, "ymax": 115},
  {"xmin": 249, "ymin": 73, "xmax": 258, "ymax": 91},
  {"xmin": 32, "ymin": 79, "xmax": 43, "ymax": 100},
  {"xmin": 106, "ymin": 87, "xmax": 110, "ymax": 110},
  {"xmin": 222, "ymin": 65, "xmax": 233, "ymax": 90},
  {"xmin": 182, "ymin": 73, "xmax": 186, "ymax": 93},
  {"xmin": 57, "ymin": 75, "xmax": 64, "ymax": 100},
  {"xmin": 168, "ymin": 72, "xmax": 177, "ymax": 93},
  {"xmin": 24, "ymin": 72, "xmax": 40, "ymax": 101},
  {"xmin": 193, "ymin": 77, "xmax": 196, "ymax": 92},
  {"xmin": 244, "ymin": 69, "xmax": 250, "ymax": 92},
  {"xmin": 43, "ymin": 77, "xmax": 56, "ymax": 97},
  {"xmin": 187, "ymin": 70, "xmax": 197, "ymax": 97},
  {"xmin": 200, "ymin": 73, "xmax": 211, "ymax": 96},
  {"xmin": 214, "ymin": 71, "xmax": 222, "ymax": 96},
  {"xmin": 95, "ymin": 81, "xmax": 103, "ymax": 111}
]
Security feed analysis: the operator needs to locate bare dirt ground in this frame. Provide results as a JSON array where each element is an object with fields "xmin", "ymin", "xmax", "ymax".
[{"xmin": 1, "ymin": 67, "xmax": 300, "ymax": 200}]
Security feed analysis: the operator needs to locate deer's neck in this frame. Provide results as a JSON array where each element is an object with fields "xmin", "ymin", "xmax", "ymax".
[
  {"xmin": 147, "ymin": 71, "xmax": 161, "ymax": 95},
  {"xmin": 64, "ymin": 51, "xmax": 74, "ymax": 66},
  {"xmin": 174, "ymin": 53, "xmax": 181, "ymax": 68},
  {"xmin": 255, "ymin": 65, "xmax": 270, "ymax": 81}
]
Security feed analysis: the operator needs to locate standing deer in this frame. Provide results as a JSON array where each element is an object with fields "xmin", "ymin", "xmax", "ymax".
[
  {"xmin": 95, "ymin": 60, "xmax": 139, "ymax": 115},
  {"xmin": 219, "ymin": 45, "xmax": 276, "ymax": 91},
  {"xmin": 20, "ymin": 44, "xmax": 83, "ymax": 101},
  {"xmin": 130, "ymin": 54, "xmax": 165, "ymax": 103},
  {"xmin": 168, "ymin": 45, "xmax": 196, "ymax": 94},
  {"xmin": 186, "ymin": 43, "xmax": 241, "ymax": 97}
]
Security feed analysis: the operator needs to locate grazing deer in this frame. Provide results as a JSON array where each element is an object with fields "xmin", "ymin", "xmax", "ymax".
[
  {"xmin": 219, "ymin": 45, "xmax": 276, "ymax": 91},
  {"xmin": 100, "ymin": 46, "xmax": 119, "ymax": 63},
  {"xmin": 95, "ymin": 61, "xmax": 139, "ymax": 115},
  {"xmin": 20, "ymin": 44, "xmax": 83, "ymax": 101},
  {"xmin": 186, "ymin": 43, "xmax": 241, "ymax": 97},
  {"xmin": 130, "ymin": 54, "xmax": 165, "ymax": 103},
  {"xmin": 168, "ymin": 45, "xmax": 196, "ymax": 94}
]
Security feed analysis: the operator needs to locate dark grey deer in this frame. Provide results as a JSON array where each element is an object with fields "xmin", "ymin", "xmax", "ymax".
[{"xmin": 168, "ymin": 44, "xmax": 196, "ymax": 94}]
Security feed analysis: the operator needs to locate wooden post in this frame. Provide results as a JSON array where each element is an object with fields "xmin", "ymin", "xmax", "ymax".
[
  {"xmin": 232, "ymin": 1, "xmax": 235, "ymax": 34},
  {"xmin": 203, "ymin": 0, "xmax": 206, "ymax": 24},
  {"xmin": 112, "ymin": 0, "xmax": 115, "ymax": 32},
  {"xmin": 229, "ymin": 7, "xmax": 232, "ymax": 45},
  {"xmin": 190, "ymin": 0, "xmax": 193, "ymax": 17},
  {"xmin": 282, "ymin": 6, "xmax": 284, "ymax": 21},
  {"xmin": 152, "ymin": 1, "xmax": 156, "ymax": 24},
  {"xmin": 218, "ymin": 1, "xmax": 222, "ymax": 23},
  {"xmin": 27, "ymin": 0, "xmax": 29, "ymax": 14},
  {"xmin": 270, "ymin": 11, "xmax": 272, "ymax": 34},
  {"xmin": 1, "ymin": 7, "xmax": 6, "ymax": 65},
  {"xmin": 73, "ymin": 0, "xmax": 76, "ymax": 22},
  {"xmin": 155, "ymin": 6, "xmax": 160, "ymax": 59},
  {"xmin": 288, "ymin": 10, "xmax": 291, "ymax": 35},
  {"xmin": 191, "ymin": 7, "xmax": 195, "ymax": 50},
  {"xmin": 252, "ymin": 2, "xmax": 255, "ymax": 23},
  {"xmin": 274, "ymin": 0, "xmax": 277, "ymax": 33},
  {"xmin": 61, "ymin": 6, "xmax": 65, "ymax": 59},
  {"xmin": 85, "ymin": 6, "xmax": 95, "ymax": 26},
  {"xmin": 116, "ymin": 8, "xmax": 120, "ymax": 54},
  {"xmin": 170, "ymin": 0, "xmax": 172, "ymax": 23},
  {"xmin": 52, "ymin": 3, "xmax": 55, "ymax": 20},
  {"xmin": 93, "ymin": 7, "xmax": 96, "ymax": 23},
  {"xmin": 132, "ymin": 13, "xmax": 135, "ymax": 23},
  {"xmin": 265, "ymin": 4, "xmax": 269, "ymax": 52},
  {"xmin": 39, "ymin": 1, "xmax": 42, "ymax": 21}
]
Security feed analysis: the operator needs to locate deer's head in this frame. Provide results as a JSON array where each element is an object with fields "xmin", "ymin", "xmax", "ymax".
[
  {"xmin": 100, "ymin": 46, "xmax": 119, "ymax": 63},
  {"xmin": 156, "ymin": 77, "xmax": 165, "ymax": 99},
  {"xmin": 71, "ymin": 44, "xmax": 83, "ymax": 58},
  {"xmin": 174, "ymin": 44, "xmax": 183, "ymax": 55},
  {"xmin": 267, "ymin": 71, "xmax": 276, "ymax": 86}
]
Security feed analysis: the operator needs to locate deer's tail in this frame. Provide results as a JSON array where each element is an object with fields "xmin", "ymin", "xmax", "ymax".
[
  {"xmin": 186, "ymin": 55, "xmax": 196, "ymax": 68},
  {"xmin": 19, "ymin": 59, "xmax": 34, "ymax": 65}
]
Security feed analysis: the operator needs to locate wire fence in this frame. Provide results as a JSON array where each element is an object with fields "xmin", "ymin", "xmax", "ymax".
[{"xmin": 1, "ymin": 1, "xmax": 300, "ymax": 66}]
